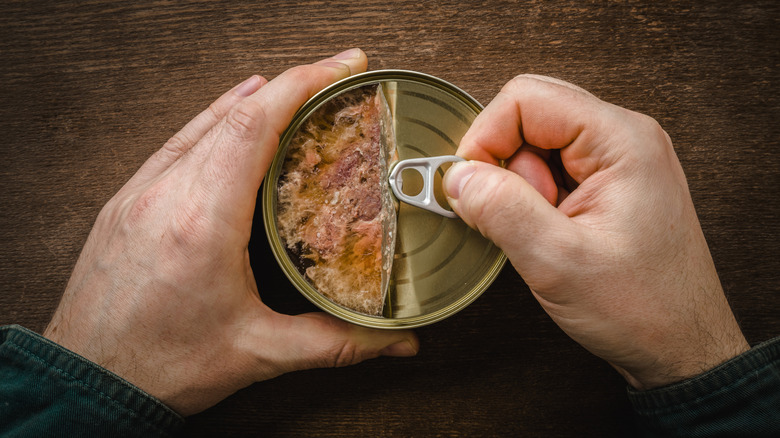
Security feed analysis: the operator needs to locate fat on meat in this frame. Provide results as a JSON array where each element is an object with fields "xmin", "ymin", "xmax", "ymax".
[{"xmin": 276, "ymin": 84, "xmax": 396, "ymax": 316}]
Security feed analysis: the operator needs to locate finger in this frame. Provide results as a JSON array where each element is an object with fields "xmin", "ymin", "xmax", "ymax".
[
  {"xmin": 265, "ymin": 312, "xmax": 419, "ymax": 374},
  {"xmin": 127, "ymin": 75, "xmax": 267, "ymax": 189},
  {"xmin": 443, "ymin": 160, "xmax": 578, "ymax": 277},
  {"xmin": 457, "ymin": 74, "xmax": 629, "ymax": 184},
  {"xmin": 516, "ymin": 74, "xmax": 598, "ymax": 97},
  {"xmin": 505, "ymin": 145, "xmax": 558, "ymax": 205},
  {"xmin": 199, "ymin": 48, "xmax": 368, "ymax": 226}
]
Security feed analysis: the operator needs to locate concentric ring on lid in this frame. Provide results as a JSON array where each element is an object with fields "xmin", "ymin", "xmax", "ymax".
[{"xmin": 262, "ymin": 70, "xmax": 506, "ymax": 329}]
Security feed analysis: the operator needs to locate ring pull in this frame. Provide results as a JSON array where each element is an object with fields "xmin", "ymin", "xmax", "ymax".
[{"xmin": 388, "ymin": 155, "xmax": 464, "ymax": 218}]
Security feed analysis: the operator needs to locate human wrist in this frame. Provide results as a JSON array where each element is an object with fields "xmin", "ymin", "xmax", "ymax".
[
  {"xmin": 1, "ymin": 325, "xmax": 184, "ymax": 435},
  {"xmin": 617, "ymin": 330, "xmax": 751, "ymax": 391},
  {"xmin": 627, "ymin": 337, "xmax": 780, "ymax": 437}
]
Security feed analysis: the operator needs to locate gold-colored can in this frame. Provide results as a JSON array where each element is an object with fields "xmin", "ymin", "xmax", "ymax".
[{"xmin": 263, "ymin": 70, "xmax": 506, "ymax": 329}]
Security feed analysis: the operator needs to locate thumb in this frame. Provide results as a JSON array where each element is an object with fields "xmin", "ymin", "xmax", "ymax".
[
  {"xmin": 270, "ymin": 313, "xmax": 419, "ymax": 373},
  {"xmin": 443, "ymin": 160, "xmax": 574, "ymax": 274}
]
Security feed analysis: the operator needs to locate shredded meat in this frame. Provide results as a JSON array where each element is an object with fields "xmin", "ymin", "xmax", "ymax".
[{"xmin": 276, "ymin": 84, "xmax": 396, "ymax": 316}]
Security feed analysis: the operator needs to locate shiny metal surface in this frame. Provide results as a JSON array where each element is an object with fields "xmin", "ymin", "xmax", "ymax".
[
  {"xmin": 263, "ymin": 70, "xmax": 506, "ymax": 329},
  {"xmin": 389, "ymin": 155, "xmax": 465, "ymax": 218}
]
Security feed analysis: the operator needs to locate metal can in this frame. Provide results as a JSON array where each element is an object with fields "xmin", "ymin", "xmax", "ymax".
[{"xmin": 262, "ymin": 70, "xmax": 506, "ymax": 329}]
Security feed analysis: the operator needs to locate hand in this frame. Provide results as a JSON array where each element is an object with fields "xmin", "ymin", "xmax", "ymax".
[
  {"xmin": 43, "ymin": 49, "xmax": 419, "ymax": 416},
  {"xmin": 443, "ymin": 75, "xmax": 749, "ymax": 390}
]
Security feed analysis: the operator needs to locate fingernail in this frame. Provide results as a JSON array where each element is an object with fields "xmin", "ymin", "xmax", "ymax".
[
  {"xmin": 234, "ymin": 75, "xmax": 263, "ymax": 97},
  {"xmin": 379, "ymin": 340, "xmax": 418, "ymax": 357},
  {"xmin": 443, "ymin": 161, "xmax": 477, "ymax": 200},
  {"xmin": 331, "ymin": 48, "xmax": 361, "ymax": 60}
]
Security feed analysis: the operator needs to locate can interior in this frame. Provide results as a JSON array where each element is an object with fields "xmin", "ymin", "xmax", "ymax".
[{"xmin": 263, "ymin": 70, "xmax": 506, "ymax": 329}]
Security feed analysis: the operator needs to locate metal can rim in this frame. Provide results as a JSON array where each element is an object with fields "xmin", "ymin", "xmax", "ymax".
[{"xmin": 262, "ymin": 70, "xmax": 507, "ymax": 329}]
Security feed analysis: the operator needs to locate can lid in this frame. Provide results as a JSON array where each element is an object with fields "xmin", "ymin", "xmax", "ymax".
[
  {"xmin": 389, "ymin": 155, "xmax": 465, "ymax": 218},
  {"xmin": 263, "ymin": 70, "xmax": 506, "ymax": 329}
]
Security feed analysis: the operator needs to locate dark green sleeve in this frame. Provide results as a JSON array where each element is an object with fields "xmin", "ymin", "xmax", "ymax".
[
  {"xmin": 0, "ymin": 325, "xmax": 183, "ymax": 437},
  {"xmin": 628, "ymin": 336, "xmax": 780, "ymax": 437}
]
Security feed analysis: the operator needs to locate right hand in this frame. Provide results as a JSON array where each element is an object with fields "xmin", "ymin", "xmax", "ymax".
[{"xmin": 443, "ymin": 75, "xmax": 749, "ymax": 390}]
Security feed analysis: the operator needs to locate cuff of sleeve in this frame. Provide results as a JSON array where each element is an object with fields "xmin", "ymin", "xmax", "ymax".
[
  {"xmin": 0, "ymin": 324, "xmax": 184, "ymax": 436},
  {"xmin": 627, "ymin": 336, "xmax": 780, "ymax": 437}
]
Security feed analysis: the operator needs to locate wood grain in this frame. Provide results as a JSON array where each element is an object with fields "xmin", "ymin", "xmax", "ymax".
[{"xmin": 1, "ymin": 1, "xmax": 778, "ymax": 436}]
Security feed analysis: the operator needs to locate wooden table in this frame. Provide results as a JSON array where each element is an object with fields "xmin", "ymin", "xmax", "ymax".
[{"xmin": 2, "ymin": 1, "xmax": 778, "ymax": 436}]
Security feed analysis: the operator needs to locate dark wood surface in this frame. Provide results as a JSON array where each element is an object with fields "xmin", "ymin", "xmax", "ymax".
[{"xmin": 1, "ymin": 1, "xmax": 778, "ymax": 436}]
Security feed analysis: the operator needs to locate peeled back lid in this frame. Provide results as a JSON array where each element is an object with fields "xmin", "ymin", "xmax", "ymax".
[{"xmin": 263, "ymin": 70, "xmax": 506, "ymax": 329}]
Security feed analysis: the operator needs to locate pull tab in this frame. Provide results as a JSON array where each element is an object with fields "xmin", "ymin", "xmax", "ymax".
[{"xmin": 388, "ymin": 155, "xmax": 465, "ymax": 218}]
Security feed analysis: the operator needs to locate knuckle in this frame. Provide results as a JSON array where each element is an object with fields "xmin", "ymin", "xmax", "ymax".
[
  {"xmin": 634, "ymin": 111, "xmax": 662, "ymax": 132},
  {"xmin": 169, "ymin": 202, "xmax": 209, "ymax": 248},
  {"xmin": 644, "ymin": 115, "xmax": 671, "ymax": 144},
  {"xmin": 121, "ymin": 181, "xmax": 209, "ymax": 249},
  {"xmin": 205, "ymin": 100, "xmax": 223, "ymax": 123},
  {"xmin": 161, "ymin": 132, "xmax": 193, "ymax": 157},
  {"xmin": 622, "ymin": 109, "xmax": 662, "ymax": 136},
  {"xmin": 621, "ymin": 111, "xmax": 675, "ymax": 162},
  {"xmin": 506, "ymin": 74, "xmax": 556, "ymax": 94},
  {"xmin": 303, "ymin": 317, "xmax": 369, "ymax": 369},
  {"xmin": 331, "ymin": 342, "xmax": 359, "ymax": 368},
  {"xmin": 502, "ymin": 75, "xmax": 534, "ymax": 97},
  {"xmin": 507, "ymin": 74, "xmax": 596, "ymax": 102},
  {"xmin": 225, "ymin": 100, "xmax": 265, "ymax": 140},
  {"xmin": 96, "ymin": 193, "xmax": 132, "ymax": 230},
  {"xmin": 125, "ymin": 184, "xmax": 165, "ymax": 226},
  {"xmin": 508, "ymin": 73, "xmax": 536, "ymax": 88},
  {"xmin": 283, "ymin": 64, "xmax": 316, "ymax": 84}
]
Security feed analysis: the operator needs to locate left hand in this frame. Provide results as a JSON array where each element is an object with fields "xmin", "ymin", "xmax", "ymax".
[{"xmin": 44, "ymin": 49, "xmax": 419, "ymax": 416}]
